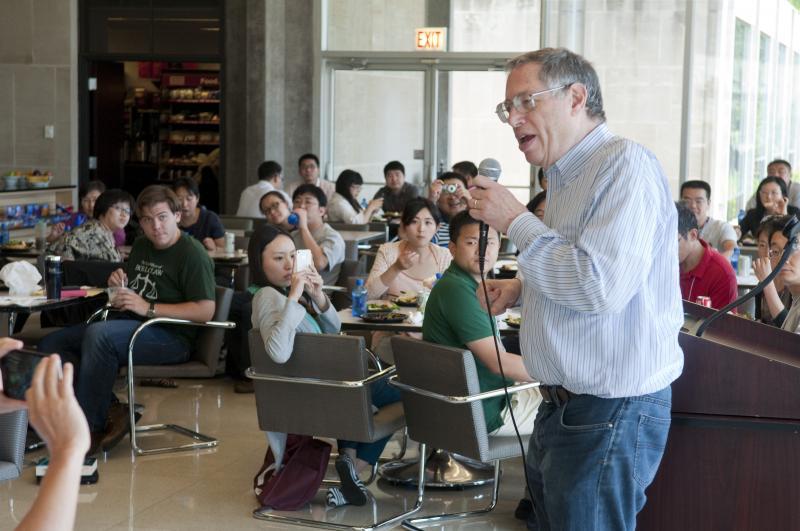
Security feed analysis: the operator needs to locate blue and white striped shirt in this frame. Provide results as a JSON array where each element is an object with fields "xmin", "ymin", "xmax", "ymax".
[{"xmin": 508, "ymin": 123, "xmax": 683, "ymax": 398}]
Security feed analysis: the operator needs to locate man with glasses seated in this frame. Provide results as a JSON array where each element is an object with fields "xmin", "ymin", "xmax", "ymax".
[
  {"xmin": 680, "ymin": 180, "xmax": 737, "ymax": 259},
  {"xmin": 676, "ymin": 201, "xmax": 737, "ymax": 309},
  {"xmin": 37, "ymin": 185, "xmax": 216, "ymax": 455},
  {"xmin": 291, "ymin": 184, "xmax": 345, "ymax": 285},
  {"xmin": 288, "ymin": 153, "xmax": 335, "ymax": 200},
  {"xmin": 427, "ymin": 171, "xmax": 469, "ymax": 247}
]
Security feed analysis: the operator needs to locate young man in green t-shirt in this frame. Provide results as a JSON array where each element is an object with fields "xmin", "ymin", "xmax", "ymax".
[
  {"xmin": 38, "ymin": 185, "xmax": 216, "ymax": 455},
  {"xmin": 423, "ymin": 211, "xmax": 540, "ymax": 436}
]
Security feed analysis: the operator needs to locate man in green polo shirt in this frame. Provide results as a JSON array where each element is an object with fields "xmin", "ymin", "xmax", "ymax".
[
  {"xmin": 423, "ymin": 211, "xmax": 540, "ymax": 436},
  {"xmin": 424, "ymin": 210, "xmax": 542, "ymax": 521}
]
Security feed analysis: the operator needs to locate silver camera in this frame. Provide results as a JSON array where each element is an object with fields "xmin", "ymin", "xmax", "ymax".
[{"xmin": 443, "ymin": 183, "xmax": 459, "ymax": 194}]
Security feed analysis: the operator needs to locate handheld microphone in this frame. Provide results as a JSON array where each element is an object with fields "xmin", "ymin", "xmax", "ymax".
[{"xmin": 477, "ymin": 158, "xmax": 502, "ymax": 274}]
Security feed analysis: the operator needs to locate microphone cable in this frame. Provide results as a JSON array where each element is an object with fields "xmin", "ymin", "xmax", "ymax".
[{"xmin": 478, "ymin": 240, "xmax": 535, "ymax": 505}]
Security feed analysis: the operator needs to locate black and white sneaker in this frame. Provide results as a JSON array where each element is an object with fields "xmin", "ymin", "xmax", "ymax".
[{"xmin": 333, "ymin": 453, "xmax": 368, "ymax": 506}]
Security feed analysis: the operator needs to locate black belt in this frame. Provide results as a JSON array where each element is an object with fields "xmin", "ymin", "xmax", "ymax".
[{"xmin": 539, "ymin": 385, "xmax": 577, "ymax": 407}]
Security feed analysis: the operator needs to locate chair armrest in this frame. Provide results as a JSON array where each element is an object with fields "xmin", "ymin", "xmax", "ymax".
[
  {"xmin": 126, "ymin": 317, "xmax": 235, "ymax": 358},
  {"xmin": 363, "ymin": 346, "xmax": 383, "ymax": 371},
  {"xmin": 86, "ymin": 303, "xmax": 113, "ymax": 324},
  {"xmin": 245, "ymin": 364, "xmax": 395, "ymax": 389},
  {"xmin": 388, "ymin": 375, "xmax": 540, "ymax": 404}
]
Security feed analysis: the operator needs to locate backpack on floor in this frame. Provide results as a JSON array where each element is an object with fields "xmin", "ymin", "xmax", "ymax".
[{"xmin": 253, "ymin": 434, "xmax": 332, "ymax": 511}]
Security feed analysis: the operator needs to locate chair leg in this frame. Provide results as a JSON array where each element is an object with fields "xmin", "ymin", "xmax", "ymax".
[
  {"xmin": 252, "ymin": 443, "xmax": 428, "ymax": 531},
  {"xmin": 400, "ymin": 460, "xmax": 502, "ymax": 531},
  {"xmin": 126, "ymin": 332, "xmax": 217, "ymax": 458}
]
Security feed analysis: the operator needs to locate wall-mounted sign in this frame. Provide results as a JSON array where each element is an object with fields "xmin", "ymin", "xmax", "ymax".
[{"xmin": 415, "ymin": 27, "xmax": 447, "ymax": 51}]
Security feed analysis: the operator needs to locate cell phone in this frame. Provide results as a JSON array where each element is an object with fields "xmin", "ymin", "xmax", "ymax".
[
  {"xmin": 0, "ymin": 349, "xmax": 49, "ymax": 400},
  {"xmin": 294, "ymin": 249, "xmax": 313, "ymax": 272}
]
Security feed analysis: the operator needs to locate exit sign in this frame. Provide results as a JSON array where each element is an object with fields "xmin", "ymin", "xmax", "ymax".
[{"xmin": 415, "ymin": 27, "xmax": 447, "ymax": 51}]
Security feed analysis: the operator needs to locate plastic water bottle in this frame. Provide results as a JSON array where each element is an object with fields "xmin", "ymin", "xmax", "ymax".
[
  {"xmin": 730, "ymin": 246, "xmax": 740, "ymax": 273},
  {"xmin": 737, "ymin": 209, "xmax": 746, "ymax": 226},
  {"xmin": 351, "ymin": 278, "xmax": 367, "ymax": 317},
  {"xmin": 287, "ymin": 212, "xmax": 299, "ymax": 227}
]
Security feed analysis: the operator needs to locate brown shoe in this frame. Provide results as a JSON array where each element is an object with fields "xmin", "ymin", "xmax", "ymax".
[
  {"xmin": 234, "ymin": 379, "xmax": 254, "ymax": 394},
  {"xmin": 87, "ymin": 432, "xmax": 105, "ymax": 456},
  {"xmin": 100, "ymin": 403, "xmax": 141, "ymax": 452}
]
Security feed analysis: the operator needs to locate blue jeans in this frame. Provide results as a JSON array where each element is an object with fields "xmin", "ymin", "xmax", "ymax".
[
  {"xmin": 38, "ymin": 320, "xmax": 190, "ymax": 432},
  {"xmin": 526, "ymin": 387, "xmax": 672, "ymax": 531},
  {"xmin": 337, "ymin": 378, "xmax": 402, "ymax": 465}
]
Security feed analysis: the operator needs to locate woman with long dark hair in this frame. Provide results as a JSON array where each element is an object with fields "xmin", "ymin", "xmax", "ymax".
[
  {"xmin": 248, "ymin": 223, "xmax": 400, "ymax": 508},
  {"xmin": 326, "ymin": 169, "xmax": 384, "ymax": 223},
  {"xmin": 740, "ymin": 176, "xmax": 800, "ymax": 240}
]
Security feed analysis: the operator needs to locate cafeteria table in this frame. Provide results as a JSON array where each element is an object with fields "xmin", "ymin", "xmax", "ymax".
[
  {"xmin": 337, "ymin": 307, "xmax": 518, "ymax": 335},
  {"xmin": 0, "ymin": 288, "xmax": 106, "ymax": 336}
]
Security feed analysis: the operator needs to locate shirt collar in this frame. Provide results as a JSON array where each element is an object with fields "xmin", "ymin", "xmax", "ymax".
[
  {"xmin": 546, "ymin": 122, "xmax": 613, "ymax": 190},
  {"xmin": 446, "ymin": 262, "xmax": 478, "ymax": 287}
]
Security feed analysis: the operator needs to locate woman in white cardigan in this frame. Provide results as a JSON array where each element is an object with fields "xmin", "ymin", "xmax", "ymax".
[
  {"xmin": 326, "ymin": 169, "xmax": 384, "ymax": 224},
  {"xmin": 248, "ymin": 223, "xmax": 400, "ymax": 508}
]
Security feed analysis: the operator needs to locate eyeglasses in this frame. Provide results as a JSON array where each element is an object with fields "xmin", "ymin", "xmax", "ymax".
[
  {"xmin": 111, "ymin": 205, "xmax": 131, "ymax": 216},
  {"xmin": 261, "ymin": 201, "xmax": 285, "ymax": 215},
  {"xmin": 495, "ymin": 85, "xmax": 570, "ymax": 123}
]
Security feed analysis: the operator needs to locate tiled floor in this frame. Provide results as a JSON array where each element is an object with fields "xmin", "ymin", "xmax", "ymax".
[{"xmin": 0, "ymin": 378, "xmax": 530, "ymax": 530}]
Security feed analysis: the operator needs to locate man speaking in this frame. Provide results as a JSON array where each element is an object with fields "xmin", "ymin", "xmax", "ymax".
[{"xmin": 468, "ymin": 48, "xmax": 683, "ymax": 529}]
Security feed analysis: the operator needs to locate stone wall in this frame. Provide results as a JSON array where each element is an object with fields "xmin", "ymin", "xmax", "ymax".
[{"xmin": 0, "ymin": 0, "xmax": 77, "ymax": 189}]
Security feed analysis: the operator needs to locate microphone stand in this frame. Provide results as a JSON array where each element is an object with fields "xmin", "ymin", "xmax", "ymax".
[{"xmin": 695, "ymin": 216, "xmax": 800, "ymax": 337}]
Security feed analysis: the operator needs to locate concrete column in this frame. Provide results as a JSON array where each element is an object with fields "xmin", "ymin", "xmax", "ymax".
[{"xmin": 223, "ymin": 0, "xmax": 315, "ymax": 212}]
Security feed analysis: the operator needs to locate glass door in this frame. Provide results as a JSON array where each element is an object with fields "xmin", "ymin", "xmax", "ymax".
[
  {"xmin": 439, "ymin": 69, "xmax": 534, "ymax": 204},
  {"xmin": 329, "ymin": 69, "xmax": 427, "ymax": 199}
]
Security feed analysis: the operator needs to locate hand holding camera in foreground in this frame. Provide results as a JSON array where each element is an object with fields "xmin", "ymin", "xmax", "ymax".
[
  {"xmin": 0, "ymin": 338, "xmax": 27, "ymax": 413},
  {"xmin": 15, "ymin": 354, "xmax": 90, "ymax": 531}
]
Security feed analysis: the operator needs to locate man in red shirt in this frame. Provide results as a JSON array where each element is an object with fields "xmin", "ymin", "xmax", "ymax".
[{"xmin": 676, "ymin": 201, "xmax": 738, "ymax": 308}]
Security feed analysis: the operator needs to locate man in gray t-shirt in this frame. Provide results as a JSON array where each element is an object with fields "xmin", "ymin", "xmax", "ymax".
[
  {"xmin": 291, "ymin": 184, "xmax": 345, "ymax": 285},
  {"xmin": 680, "ymin": 180, "xmax": 737, "ymax": 259}
]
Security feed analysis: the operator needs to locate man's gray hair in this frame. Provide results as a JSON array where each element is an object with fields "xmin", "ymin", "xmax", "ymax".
[{"xmin": 507, "ymin": 48, "xmax": 606, "ymax": 122}]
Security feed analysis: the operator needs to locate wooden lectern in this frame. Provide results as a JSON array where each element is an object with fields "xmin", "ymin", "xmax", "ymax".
[{"xmin": 637, "ymin": 301, "xmax": 800, "ymax": 530}]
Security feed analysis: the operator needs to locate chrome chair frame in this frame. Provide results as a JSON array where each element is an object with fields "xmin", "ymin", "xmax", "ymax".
[
  {"xmin": 87, "ymin": 306, "xmax": 235, "ymax": 457},
  {"xmin": 388, "ymin": 376, "xmax": 540, "ymax": 530},
  {"xmin": 245, "ymin": 364, "xmax": 420, "ymax": 530}
]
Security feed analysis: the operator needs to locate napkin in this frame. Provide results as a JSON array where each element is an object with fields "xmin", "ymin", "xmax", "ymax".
[
  {"xmin": 407, "ymin": 311, "xmax": 424, "ymax": 325},
  {"xmin": 0, "ymin": 261, "xmax": 42, "ymax": 296}
]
